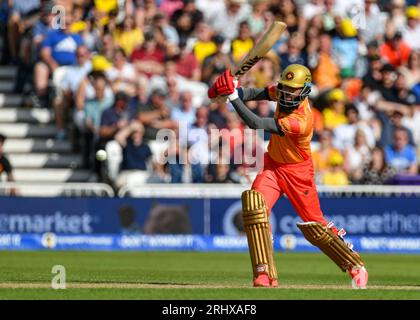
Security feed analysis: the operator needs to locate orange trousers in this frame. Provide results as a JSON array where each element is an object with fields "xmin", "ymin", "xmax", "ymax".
[{"xmin": 252, "ymin": 153, "xmax": 330, "ymax": 227}]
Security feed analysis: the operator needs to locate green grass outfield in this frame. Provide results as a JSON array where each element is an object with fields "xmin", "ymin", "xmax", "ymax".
[{"xmin": 0, "ymin": 251, "xmax": 419, "ymax": 299}]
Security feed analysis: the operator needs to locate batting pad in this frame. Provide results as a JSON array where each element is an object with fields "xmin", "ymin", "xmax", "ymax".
[
  {"xmin": 297, "ymin": 221, "xmax": 365, "ymax": 272},
  {"xmin": 241, "ymin": 190, "xmax": 278, "ymax": 281}
]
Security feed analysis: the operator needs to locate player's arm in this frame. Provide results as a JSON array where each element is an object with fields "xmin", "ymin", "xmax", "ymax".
[
  {"xmin": 208, "ymin": 70, "xmax": 282, "ymax": 134},
  {"xmin": 237, "ymin": 87, "xmax": 271, "ymax": 102},
  {"xmin": 229, "ymin": 95, "xmax": 282, "ymax": 134}
]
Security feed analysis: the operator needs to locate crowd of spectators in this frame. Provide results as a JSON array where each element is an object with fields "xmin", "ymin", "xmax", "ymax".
[{"xmin": 1, "ymin": 0, "xmax": 420, "ymax": 188}]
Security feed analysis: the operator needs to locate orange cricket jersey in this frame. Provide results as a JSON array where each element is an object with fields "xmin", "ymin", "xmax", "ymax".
[{"xmin": 266, "ymin": 85, "xmax": 313, "ymax": 164}]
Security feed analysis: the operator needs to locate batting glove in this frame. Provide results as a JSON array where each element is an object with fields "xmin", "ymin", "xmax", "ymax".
[{"xmin": 208, "ymin": 69, "xmax": 236, "ymax": 99}]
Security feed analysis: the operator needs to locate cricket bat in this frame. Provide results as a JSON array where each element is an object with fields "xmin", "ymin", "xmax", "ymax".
[{"xmin": 212, "ymin": 20, "xmax": 287, "ymax": 102}]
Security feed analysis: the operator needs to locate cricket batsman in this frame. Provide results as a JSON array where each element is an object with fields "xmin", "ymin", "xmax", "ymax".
[{"xmin": 208, "ymin": 64, "xmax": 368, "ymax": 289}]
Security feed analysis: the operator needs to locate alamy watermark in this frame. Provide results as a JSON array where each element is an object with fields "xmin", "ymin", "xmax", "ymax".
[
  {"xmin": 51, "ymin": 265, "xmax": 66, "ymax": 289},
  {"xmin": 348, "ymin": 4, "xmax": 366, "ymax": 30},
  {"xmin": 51, "ymin": 5, "xmax": 66, "ymax": 30},
  {"xmin": 154, "ymin": 123, "xmax": 266, "ymax": 173}
]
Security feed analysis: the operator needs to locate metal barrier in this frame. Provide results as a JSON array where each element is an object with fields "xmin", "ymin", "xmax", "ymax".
[
  {"xmin": 118, "ymin": 183, "xmax": 420, "ymax": 198},
  {"xmin": 0, "ymin": 182, "xmax": 115, "ymax": 197},
  {"xmin": 2, "ymin": 182, "xmax": 420, "ymax": 198}
]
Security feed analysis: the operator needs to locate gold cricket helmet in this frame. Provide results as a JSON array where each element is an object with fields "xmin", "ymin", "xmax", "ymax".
[
  {"xmin": 279, "ymin": 64, "xmax": 312, "ymax": 88},
  {"xmin": 277, "ymin": 64, "xmax": 312, "ymax": 111}
]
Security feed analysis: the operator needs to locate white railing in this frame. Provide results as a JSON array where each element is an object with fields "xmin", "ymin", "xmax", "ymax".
[
  {"xmin": 0, "ymin": 182, "xmax": 115, "ymax": 197},
  {"xmin": 118, "ymin": 183, "xmax": 420, "ymax": 198},
  {"xmin": 2, "ymin": 182, "xmax": 420, "ymax": 198}
]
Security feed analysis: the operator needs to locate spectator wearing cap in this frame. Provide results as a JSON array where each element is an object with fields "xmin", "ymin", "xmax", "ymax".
[
  {"xmin": 374, "ymin": 64, "xmax": 415, "ymax": 108},
  {"xmin": 171, "ymin": 0, "xmax": 204, "ymax": 43},
  {"xmin": 131, "ymin": 31, "xmax": 165, "ymax": 78},
  {"xmin": 321, "ymin": 152, "xmax": 350, "ymax": 186},
  {"xmin": 361, "ymin": 42, "xmax": 384, "ymax": 91},
  {"xmin": 332, "ymin": 18, "xmax": 359, "ymax": 78},
  {"xmin": 402, "ymin": 6, "xmax": 420, "ymax": 51},
  {"xmin": 99, "ymin": 91, "xmax": 138, "ymax": 147},
  {"xmin": 137, "ymin": 88, "xmax": 178, "ymax": 141},
  {"xmin": 202, "ymin": 34, "xmax": 233, "ymax": 85},
  {"xmin": 322, "ymin": 88, "xmax": 348, "ymax": 130},
  {"xmin": 312, "ymin": 129, "xmax": 344, "ymax": 184},
  {"xmin": 380, "ymin": 29, "xmax": 412, "ymax": 68},
  {"xmin": 0, "ymin": 134, "xmax": 17, "ymax": 195},
  {"xmin": 366, "ymin": 66, "xmax": 412, "ymax": 128},
  {"xmin": 384, "ymin": 127, "xmax": 418, "ymax": 175},
  {"xmin": 99, "ymin": 91, "xmax": 139, "ymax": 181}
]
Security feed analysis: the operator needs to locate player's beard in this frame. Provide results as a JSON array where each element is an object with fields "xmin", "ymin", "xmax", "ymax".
[{"xmin": 277, "ymin": 91, "xmax": 301, "ymax": 113}]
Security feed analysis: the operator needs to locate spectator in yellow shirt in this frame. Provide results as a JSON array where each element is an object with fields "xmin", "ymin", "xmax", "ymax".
[
  {"xmin": 322, "ymin": 88, "xmax": 348, "ymax": 130},
  {"xmin": 113, "ymin": 16, "xmax": 144, "ymax": 56},
  {"xmin": 312, "ymin": 129, "xmax": 343, "ymax": 183},
  {"xmin": 193, "ymin": 23, "xmax": 217, "ymax": 64},
  {"xmin": 322, "ymin": 152, "xmax": 349, "ymax": 186},
  {"xmin": 231, "ymin": 21, "xmax": 254, "ymax": 63}
]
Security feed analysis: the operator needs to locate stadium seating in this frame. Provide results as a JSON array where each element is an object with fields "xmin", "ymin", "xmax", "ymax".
[{"xmin": 0, "ymin": 65, "xmax": 94, "ymax": 183}]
